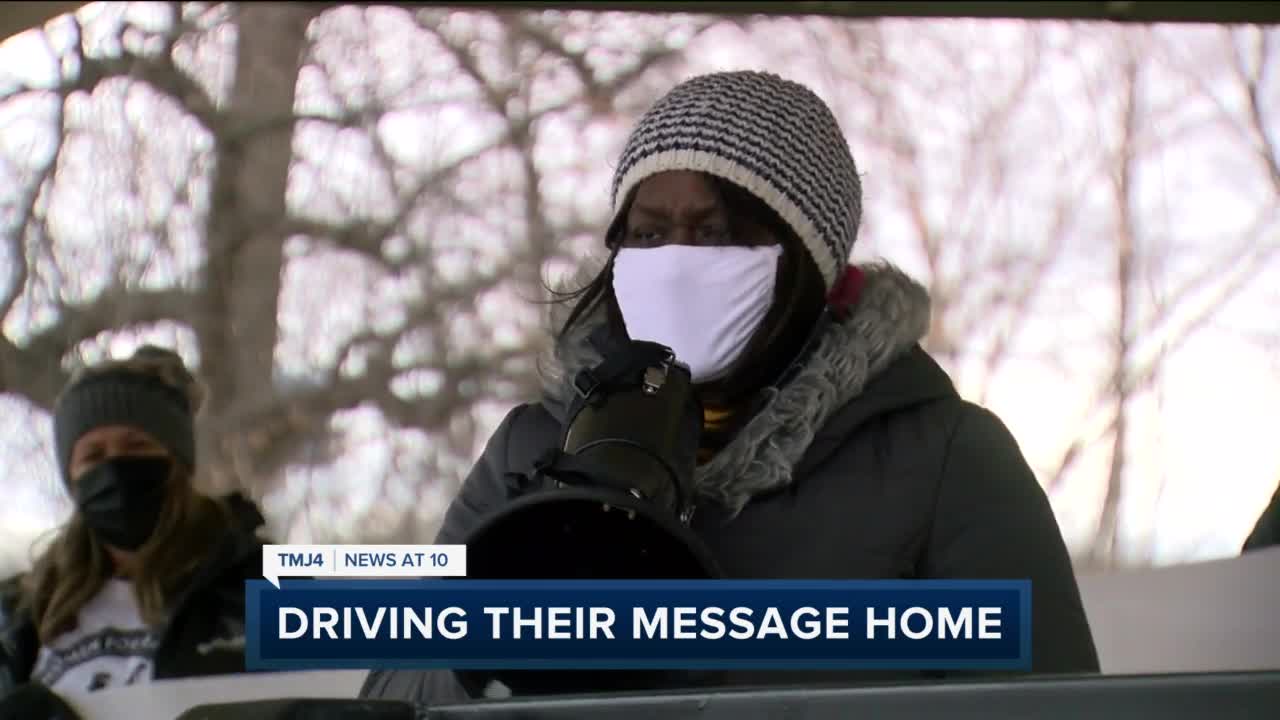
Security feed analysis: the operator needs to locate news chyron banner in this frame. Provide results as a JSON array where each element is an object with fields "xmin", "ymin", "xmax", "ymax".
[{"xmin": 249, "ymin": 545, "xmax": 1031, "ymax": 672}]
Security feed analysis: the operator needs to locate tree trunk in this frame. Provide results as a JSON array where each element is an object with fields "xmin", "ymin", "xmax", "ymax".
[
  {"xmin": 1091, "ymin": 50, "xmax": 1142, "ymax": 569},
  {"xmin": 195, "ymin": 2, "xmax": 320, "ymax": 494}
]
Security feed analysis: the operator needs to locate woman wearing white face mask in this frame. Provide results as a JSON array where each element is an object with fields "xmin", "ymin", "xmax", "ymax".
[{"xmin": 363, "ymin": 70, "xmax": 1098, "ymax": 704}]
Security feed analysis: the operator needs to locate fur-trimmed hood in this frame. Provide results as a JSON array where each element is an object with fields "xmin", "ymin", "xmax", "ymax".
[{"xmin": 536, "ymin": 260, "xmax": 934, "ymax": 516}]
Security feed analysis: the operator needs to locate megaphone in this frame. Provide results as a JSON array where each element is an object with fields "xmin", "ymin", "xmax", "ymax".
[{"xmin": 455, "ymin": 334, "xmax": 723, "ymax": 698}]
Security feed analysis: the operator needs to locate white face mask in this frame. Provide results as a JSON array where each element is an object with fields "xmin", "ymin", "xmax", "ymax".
[{"xmin": 612, "ymin": 244, "xmax": 782, "ymax": 383}]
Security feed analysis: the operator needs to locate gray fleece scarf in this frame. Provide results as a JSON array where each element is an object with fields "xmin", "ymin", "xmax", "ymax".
[{"xmin": 537, "ymin": 260, "xmax": 933, "ymax": 516}]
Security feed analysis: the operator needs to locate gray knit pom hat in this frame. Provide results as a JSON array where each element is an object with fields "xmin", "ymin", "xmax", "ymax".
[
  {"xmin": 53, "ymin": 344, "xmax": 204, "ymax": 483},
  {"xmin": 609, "ymin": 70, "xmax": 863, "ymax": 290}
]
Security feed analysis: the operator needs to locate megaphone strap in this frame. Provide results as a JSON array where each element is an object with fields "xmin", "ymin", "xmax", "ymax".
[
  {"xmin": 501, "ymin": 469, "xmax": 537, "ymax": 498},
  {"xmin": 570, "ymin": 342, "xmax": 676, "ymax": 400}
]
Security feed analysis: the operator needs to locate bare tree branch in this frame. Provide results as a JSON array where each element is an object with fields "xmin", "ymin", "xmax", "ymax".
[
  {"xmin": 283, "ymin": 127, "xmax": 513, "ymax": 269},
  {"xmin": 3, "ymin": 29, "xmax": 69, "ymax": 322},
  {"xmin": 0, "ymin": 286, "xmax": 196, "ymax": 407},
  {"xmin": 1231, "ymin": 27, "xmax": 1280, "ymax": 192},
  {"xmin": 1089, "ymin": 44, "xmax": 1143, "ymax": 569},
  {"xmin": 1047, "ymin": 29, "xmax": 1280, "ymax": 518},
  {"xmin": 58, "ymin": 12, "xmax": 221, "ymax": 131},
  {"xmin": 971, "ymin": 179, "xmax": 1082, "ymax": 404},
  {"xmin": 0, "ymin": 336, "xmax": 68, "ymax": 411}
]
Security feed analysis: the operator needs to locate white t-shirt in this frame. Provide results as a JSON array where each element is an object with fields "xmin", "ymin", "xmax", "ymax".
[{"xmin": 30, "ymin": 579, "xmax": 162, "ymax": 694}]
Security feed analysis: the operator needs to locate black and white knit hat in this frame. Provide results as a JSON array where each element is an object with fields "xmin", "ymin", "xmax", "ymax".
[{"xmin": 610, "ymin": 70, "xmax": 862, "ymax": 290}]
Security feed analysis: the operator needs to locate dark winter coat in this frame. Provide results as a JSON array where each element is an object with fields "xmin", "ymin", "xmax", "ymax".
[
  {"xmin": 0, "ymin": 492, "xmax": 270, "ymax": 709},
  {"xmin": 1243, "ymin": 483, "xmax": 1280, "ymax": 552},
  {"xmin": 361, "ymin": 263, "xmax": 1101, "ymax": 706}
]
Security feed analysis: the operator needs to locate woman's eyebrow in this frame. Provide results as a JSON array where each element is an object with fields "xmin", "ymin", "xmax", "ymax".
[
  {"xmin": 124, "ymin": 430, "xmax": 155, "ymax": 445},
  {"xmin": 630, "ymin": 204, "xmax": 722, "ymax": 222}
]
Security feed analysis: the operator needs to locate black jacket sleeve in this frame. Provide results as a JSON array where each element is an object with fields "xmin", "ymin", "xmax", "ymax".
[
  {"xmin": 922, "ymin": 403, "xmax": 1101, "ymax": 675},
  {"xmin": 0, "ymin": 576, "xmax": 37, "ymax": 699},
  {"xmin": 1243, "ymin": 482, "xmax": 1280, "ymax": 553},
  {"xmin": 434, "ymin": 404, "xmax": 535, "ymax": 545},
  {"xmin": 0, "ymin": 682, "xmax": 81, "ymax": 720},
  {"xmin": 360, "ymin": 403, "xmax": 543, "ymax": 706}
]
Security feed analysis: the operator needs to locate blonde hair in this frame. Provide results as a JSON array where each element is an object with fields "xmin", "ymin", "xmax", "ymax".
[
  {"xmin": 22, "ymin": 344, "xmax": 232, "ymax": 643},
  {"xmin": 22, "ymin": 469, "xmax": 232, "ymax": 642}
]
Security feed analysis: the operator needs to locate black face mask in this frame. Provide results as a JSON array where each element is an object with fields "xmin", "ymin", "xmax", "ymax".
[{"xmin": 72, "ymin": 456, "xmax": 172, "ymax": 551}]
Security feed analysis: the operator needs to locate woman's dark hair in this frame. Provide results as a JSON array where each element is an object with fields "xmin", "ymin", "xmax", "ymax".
[{"xmin": 548, "ymin": 174, "xmax": 826, "ymax": 405}]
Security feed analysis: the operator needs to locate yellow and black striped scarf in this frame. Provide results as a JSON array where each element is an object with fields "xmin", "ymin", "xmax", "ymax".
[{"xmin": 697, "ymin": 405, "xmax": 734, "ymax": 465}]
